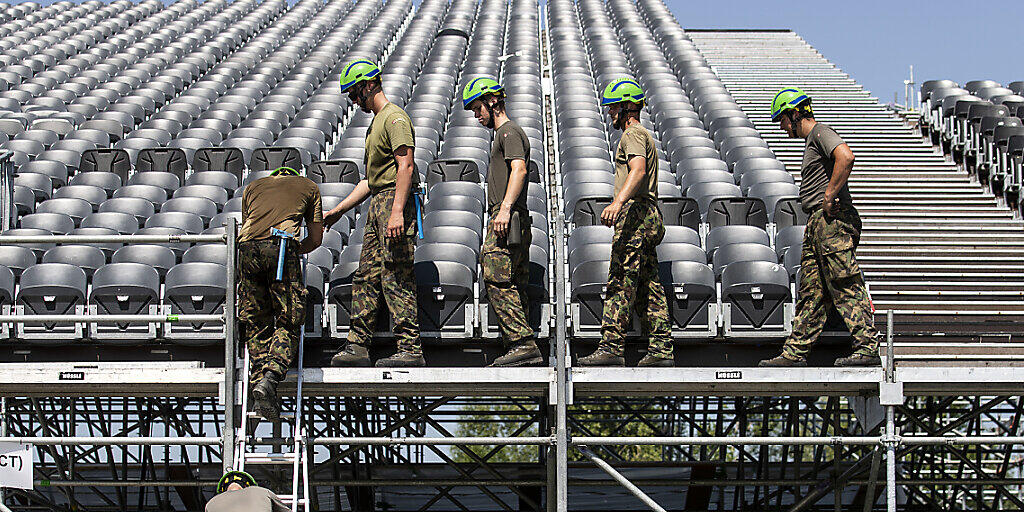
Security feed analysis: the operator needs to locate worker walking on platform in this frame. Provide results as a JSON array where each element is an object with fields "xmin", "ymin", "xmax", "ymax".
[
  {"xmin": 759, "ymin": 87, "xmax": 881, "ymax": 368},
  {"xmin": 578, "ymin": 78, "xmax": 674, "ymax": 368},
  {"xmin": 326, "ymin": 60, "xmax": 424, "ymax": 368},
  {"xmin": 238, "ymin": 166, "xmax": 324, "ymax": 421},
  {"xmin": 463, "ymin": 77, "xmax": 543, "ymax": 367},
  {"xmin": 206, "ymin": 471, "xmax": 289, "ymax": 512}
]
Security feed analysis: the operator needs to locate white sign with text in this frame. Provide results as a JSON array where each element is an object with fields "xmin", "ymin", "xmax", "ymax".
[{"xmin": 0, "ymin": 442, "xmax": 32, "ymax": 489}]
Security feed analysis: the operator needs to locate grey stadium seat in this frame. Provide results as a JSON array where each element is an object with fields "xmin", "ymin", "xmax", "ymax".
[
  {"xmin": 658, "ymin": 260, "xmax": 717, "ymax": 336},
  {"xmin": 20, "ymin": 211, "xmax": 75, "ymax": 234},
  {"xmin": 163, "ymin": 262, "xmax": 227, "ymax": 343},
  {"xmin": 80, "ymin": 148, "xmax": 132, "ymax": 182},
  {"xmin": 145, "ymin": 212, "xmax": 204, "ymax": 234},
  {"xmin": 775, "ymin": 225, "xmax": 806, "ymax": 260},
  {"xmin": 99, "ymin": 197, "xmax": 155, "ymax": 226},
  {"xmin": 414, "ymin": 242, "xmax": 477, "ymax": 337},
  {"xmin": 53, "ymin": 185, "xmax": 107, "ymax": 210},
  {"xmin": 16, "ymin": 262, "xmax": 87, "ymax": 340},
  {"xmin": 69, "ymin": 171, "xmax": 121, "ymax": 195},
  {"xmin": 112, "ymin": 244, "xmax": 176, "ymax": 278},
  {"xmin": 712, "ymin": 242, "xmax": 779, "ymax": 278},
  {"xmin": 161, "ymin": 197, "xmax": 218, "ymax": 224},
  {"xmin": 89, "ymin": 262, "xmax": 162, "ymax": 341},
  {"xmin": 183, "ymin": 244, "xmax": 227, "ymax": 265},
  {"xmin": 0, "ymin": 246, "xmax": 38, "ymax": 277},
  {"xmin": 42, "ymin": 245, "xmax": 105, "ymax": 277},
  {"xmin": 721, "ymin": 260, "xmax": 792, "ymax": 337},
  {"xmin": 705, "ymin": 225, "xmax": 771, "ymax": 262},
  {"xmin": 82, "ymin": 211, "xmax": 140, "ymax": 234}
]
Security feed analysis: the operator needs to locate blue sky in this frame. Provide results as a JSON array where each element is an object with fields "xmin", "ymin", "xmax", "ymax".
[{"xmin": 666, "ymin": 0, "xmax": 1024, "ymax": 105}]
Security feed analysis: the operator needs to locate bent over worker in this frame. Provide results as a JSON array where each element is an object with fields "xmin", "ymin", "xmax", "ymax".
[
  {"xmin": 326, "ymin": 60, "xmax": 424, "ymax": 368},
  {"xmin": 758, "ymin": 87, "xmax": 880, "ymax": 368},
  {"xmin": 464, "ymin": 77, "xmax": 543, "ymax": 367},
  {"xmin": 238, "ymin": 166, "xmax": 323, "ymax": 421},
  {"xmin": 206, "ymin": 471, "xmax": 288, "ymax": 512},
  {"xmin": 577, "ymin": 78, "xmax": 674, "ymax": 368}
]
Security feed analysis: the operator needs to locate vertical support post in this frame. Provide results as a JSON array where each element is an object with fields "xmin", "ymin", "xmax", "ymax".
[
  {"xmin": 223, "ymin": 217, "xmax": 238, "ymax": 472},
  {"xmin": 0, "ymin": 151, "xmax": 12, "ymax": 231},
  {"xmin": 1, "ymin": 397, "xmax": 6, "ymax": 508},
  {"xmin": 553, "ymin": 212, "xmax": 568, "ymax": 512},
  {"xmin": 538, "ymin": 5, "xmax": 567, "ymax": 510},
  {"xmin": 884, "ymin": 310, "xmax": 896, "ymax": 512}
]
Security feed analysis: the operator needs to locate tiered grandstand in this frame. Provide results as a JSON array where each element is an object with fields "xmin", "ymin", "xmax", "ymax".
[{"xmin": 0, "ymin": 0, "xmax": 1022, "ymax": 510}]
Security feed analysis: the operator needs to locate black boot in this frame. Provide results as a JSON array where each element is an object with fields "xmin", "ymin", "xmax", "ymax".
[
  {"xmin": 834, "ymin": 353, "xmax": 882, "ymax": 367},
  {"xmin": 577, "ymin": 348, "xmax": 625, "ymax": 367},
  {"xmin": 330, "ymin": 344, "xmax": 371, "ymax": 367},
  {"xmin": 490, "ymin": 340, "xmax": 544, "ymax": 367},
  {"xmin": 637, "ymin": 354, "xmax": 674, "ymax": 367},
  {"xmin": 252, "ymin": 372, "xmax": 281, "ymax": 421},
  {"xmin": 757, "ymin": 354, "xmax": 808, "ymax": 367},
  {"xmin": 374, "ymin": 351, "xmax": 426, "ymax": 367}
]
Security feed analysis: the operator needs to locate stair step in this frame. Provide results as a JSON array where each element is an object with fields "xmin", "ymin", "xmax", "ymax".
[
  {"xmin": 243, "ymin": 452, "xmax": 300, "ymax": 465},
  {"xmin": 246, "ymin": 411, "xmax": 296, "ymax": 419}
]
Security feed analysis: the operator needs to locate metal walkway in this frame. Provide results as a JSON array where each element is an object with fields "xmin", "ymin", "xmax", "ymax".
[{"xmin": 688, "ymin": 30, "xmax": 1024, "ymax": 351}]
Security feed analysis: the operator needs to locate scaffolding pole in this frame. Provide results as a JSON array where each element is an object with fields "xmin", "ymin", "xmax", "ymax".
[
  {"xmin": 223, "ymin": 217, "xmax": 238, "ymax": 472},
  {"xmin": 4, "ymin": 437, "xmax": 222, "ymax": 445},
  {"xmin": 885, "ymin": 310, "xmax": 898, "ymax": 512}
]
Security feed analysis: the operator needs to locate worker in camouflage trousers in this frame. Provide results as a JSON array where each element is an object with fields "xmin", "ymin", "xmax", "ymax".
[
  {"xmin": 578, "ymin": 78, "xmax": 674, "ymax": 368},
  {"xmin": 237, "ymin": 166, "xmax": 323, "ymax": 421},
  {"xmin": 759, "ymin": 88, "xmax": 880, "ymax": 368},
  {"xmin": 326, "ymin": 60, "xmax": 424, "ymax": 368},
  {"xmin": 463, "ymin": 77, "xmax": 543, "ymax": 367}
]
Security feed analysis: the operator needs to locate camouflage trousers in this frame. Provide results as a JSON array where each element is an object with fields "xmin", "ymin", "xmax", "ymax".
[
  {"xmin": 237, "ymin": 239, "xmax": 307, "ymax": 390},
  {"xmin": 481, "ymin": 212, "xmax": 533, "ymax": 347},
  {"xmin": 782, "ymin": 204, "xmax": 879, "ymax": 360},
  {"xmin": 348, "ymin": 189, "xmax": 420, "ymax": 354},
  {"xmin": 599, "ymin": 200, "xmax": 673, "ymax": 359}
]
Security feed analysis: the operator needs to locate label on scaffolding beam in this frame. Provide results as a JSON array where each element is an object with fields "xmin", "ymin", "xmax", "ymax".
[
  {"xmin": 166, "ymin": 315, "xmax": 179, "ymax": 322},
  {"xmin": 715, "ymin": 371, "xmax": 742, "ymax": 380},
  {"xmin": 0, "ymin": 442, "xmax": 33, "ymax": 489}
]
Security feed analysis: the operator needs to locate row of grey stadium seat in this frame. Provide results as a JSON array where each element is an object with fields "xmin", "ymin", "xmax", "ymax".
[
  {"xmin": 0, "ymin": 0, "xmax": 560, "ymax": 346},
  {"xmin": 920, "ymin": 79, "xmax": 1024, "ymax": 215}
]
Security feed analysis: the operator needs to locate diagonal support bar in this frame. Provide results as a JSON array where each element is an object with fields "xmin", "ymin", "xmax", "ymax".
[{"xmin": 577, "ymin": 446, "xmax": 666, "ymax": 512}]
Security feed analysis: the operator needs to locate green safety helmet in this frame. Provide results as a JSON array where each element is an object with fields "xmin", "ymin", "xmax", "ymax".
[
  {"xmin": 339, "ymin": 60, "xmax": 381, "ymax": 93},
  {"xmin": 271, "ymin": 166, "xmax": 299, "ymax": 176},
  {"xmin": 771, "ymin": 87, "xmax": 812, "ymax": 122},
  {"xmin": 462, "ymin": 77, "xmax": 504, "ymax": 109},
  {"xmin": 600, "ymin": 78, "xmax": 645, "ymax": 107},
  {"xmin": 217, "ymin": 471, "xmax": 256, "ymax": 494}
]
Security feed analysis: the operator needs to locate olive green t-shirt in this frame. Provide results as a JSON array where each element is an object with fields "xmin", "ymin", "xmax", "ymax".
[
  {"xmin": 487, "ymin": 120, "xmax": 530, "ymax": 214},
  {"xmin": 799, "ymin": 122, "xmax": 853, "ymax": 212},
  {"xmin": 239, "ymin": 175, "xmax": 323, "ymax": 243},
  {"xmin": 365, "ymin": 102, "xmax": 416, "ymax": 194},
  {"xmin": 613, "ymin": 123, "xmax": 658, "ymax": 201}
]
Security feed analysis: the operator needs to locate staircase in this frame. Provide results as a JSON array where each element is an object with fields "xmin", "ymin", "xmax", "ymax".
[{"xmin": 688, "ymin": 30, "xmax": 1024, "ymax": 352}]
